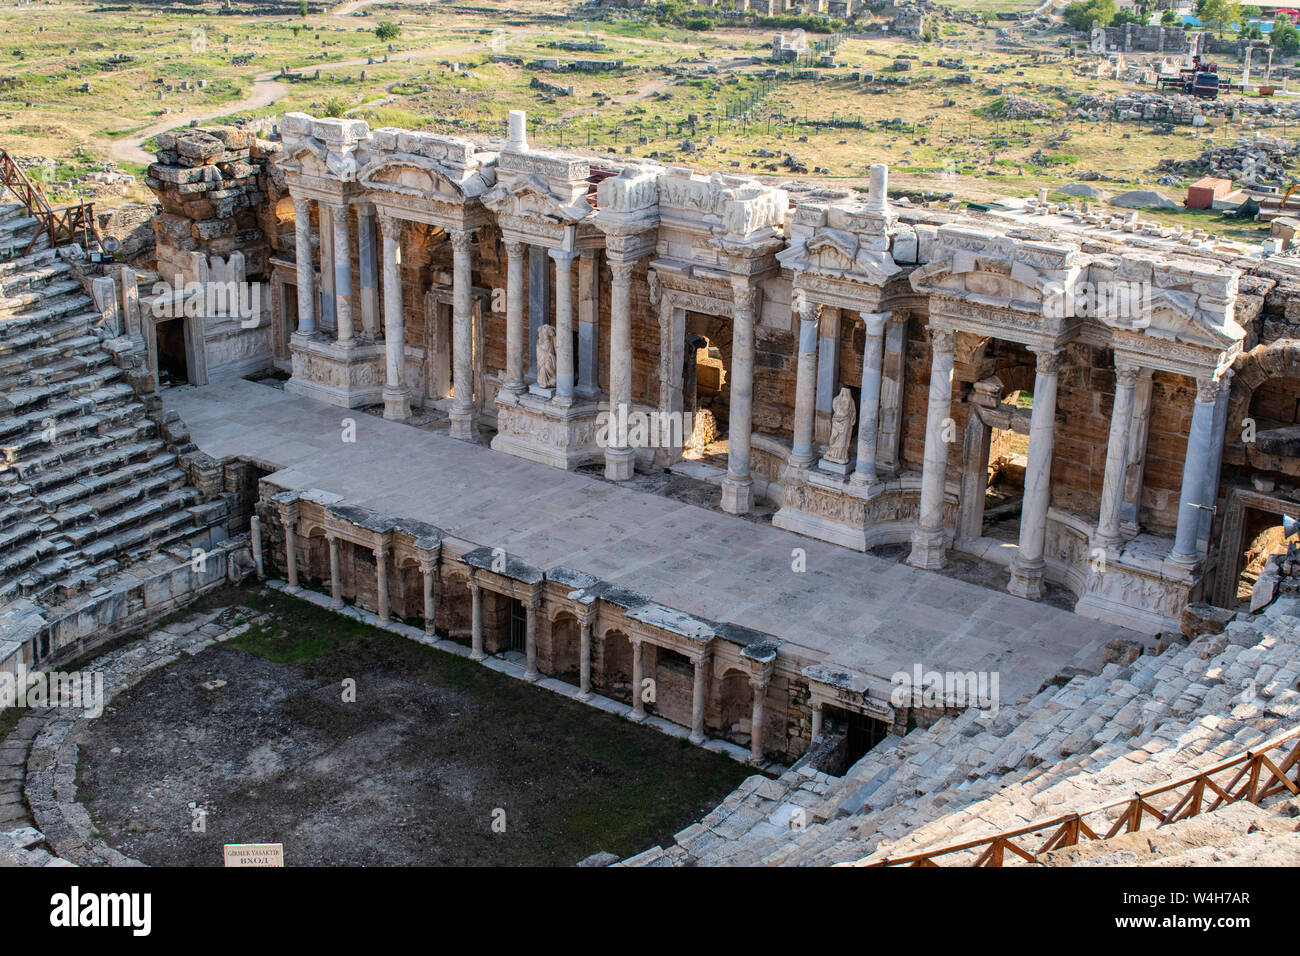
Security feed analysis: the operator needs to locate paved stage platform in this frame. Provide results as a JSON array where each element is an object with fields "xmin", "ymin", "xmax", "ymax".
[{"xmin": 167, "ymin": 378, "xmax": 1148, "ymax": 706}]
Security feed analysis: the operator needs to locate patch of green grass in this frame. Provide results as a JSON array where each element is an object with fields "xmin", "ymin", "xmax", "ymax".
[
  {"xmin": 230, "ymin": 619, "xmax": 339, "ymax": 662},
  {"xmin": 0, "ymin": 706, "xmax": 26, "ymax": 744}
]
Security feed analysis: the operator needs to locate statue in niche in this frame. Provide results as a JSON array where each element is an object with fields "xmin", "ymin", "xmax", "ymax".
[
  {"xmin": 536, "ymin": 325, "xmax": 557, "ymax": 389},
  {"xmin": 825, "ymin": 387, "xmax": 856, "ymax": 464}
]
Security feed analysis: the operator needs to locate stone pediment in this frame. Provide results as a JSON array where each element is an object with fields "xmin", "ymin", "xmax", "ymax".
[
  {"xmin": 482, "ymin": 176, "xmax": 593, "ymax": 225},
  {"xmin": 779, "ymin": 230, "xmax": 902, "ymax": 286},
  {"xmin": 282, "ymin": 139, "xmax": 362, "ymax": 182},
  {"xmin": 358, "ymin": 155, "xmax": 490, "ymax": 202}
]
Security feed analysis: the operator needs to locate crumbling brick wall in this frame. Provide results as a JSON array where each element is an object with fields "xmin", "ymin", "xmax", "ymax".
[{"xmin": 146, "ymin": 127, "xmax": 283, "ymax": 282}]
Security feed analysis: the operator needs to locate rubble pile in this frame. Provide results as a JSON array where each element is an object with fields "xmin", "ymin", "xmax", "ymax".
[
  {"xmin": 1074, "ymin": 90, "xmax": 1300, "ymax": 126},
  {"xmin": 145, "ymin": 127, "xmax": 281, "ymax": 280},
  {"xmin": 1156, "ymin": 135, "xmax": 1300, "ymax": 184},
  {"xmin": 994, "ymin": 94, "xmax": 1052, "ymax": 119}
]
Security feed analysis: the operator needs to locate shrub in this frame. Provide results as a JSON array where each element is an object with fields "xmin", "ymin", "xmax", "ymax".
[{"xmin": 375, "ymin": 21, "xmax": 401, "ymax": 42}]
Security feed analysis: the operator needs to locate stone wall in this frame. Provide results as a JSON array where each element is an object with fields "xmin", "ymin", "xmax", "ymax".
[{"xmin": 147, "ymin": 128, "xmax": 283, "ymax": 281}]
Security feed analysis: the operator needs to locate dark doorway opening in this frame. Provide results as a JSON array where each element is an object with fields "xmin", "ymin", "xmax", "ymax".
[
  {"xmin": 507, "ymin": 597, "xmax": 526, "ymax": 653},
  {"xmin": 156, "ymin": 317, "xmax": 189, "ymax": 387},
  {"xmin": 828, "ymin": 706, "xmax": 889, "ymax": 766}
]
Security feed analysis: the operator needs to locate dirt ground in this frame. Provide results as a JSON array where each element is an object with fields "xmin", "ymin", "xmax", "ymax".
[{"xmin": 76, "ymin": 589, "xmax": 752, "ymax": 866}]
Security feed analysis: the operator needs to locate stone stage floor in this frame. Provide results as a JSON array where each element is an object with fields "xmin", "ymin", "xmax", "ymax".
[{"xmin": 167, "ymin": 379, "xmax": 1149, "ymax": 707}]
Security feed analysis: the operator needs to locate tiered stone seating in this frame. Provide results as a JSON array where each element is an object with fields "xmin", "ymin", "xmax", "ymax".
[
  {"xmin": 625, "ymin": 601, "xmax": 1300, "ymax": 867},
  {"xmin": 0, "ymin": 203, "xmax": 223, "ymax": 605}
]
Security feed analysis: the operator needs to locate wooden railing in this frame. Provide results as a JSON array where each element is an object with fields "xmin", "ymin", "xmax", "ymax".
[
  {"xmin": 850, "ymin": 724, "xmax": 1300, "ymax": 867},
  {"xmin": 0, "ymin": 148, "xmax": 97, "ymax": 255}
]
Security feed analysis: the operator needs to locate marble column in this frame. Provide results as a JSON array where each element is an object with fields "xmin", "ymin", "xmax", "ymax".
[
  {"xmin": 380, "ymin": 214, "xmax": 409, "ymax": 422},
  {"xmin": 279, "ymin": 503, "xmax": 299, "ymax": 590},
  {"xmin": 357, "ymin": 203, "xmax": 380, "ymax": 339},
  {"xmin": 524, "ymin": 587, "xmax": 541, "ymax": 682},
  {"xmin": 907, "ymin": 328, "xmax": 957, "ymax": 570},
  {"xmin": 876, "ymin": 316, "xmax": 908, "ymax": 474},
  {"xmin": 503, "ymin": 240, "xmax": 526, "ymax": 394},
  {"xmin": 605, "ymin": 259, "xmax": 636, "ymax": 481},
  {"xmin": 810, "ymin": 700, "xmax": 824, "ymax": 740},
  {"xmin": 1121, "ymin": 368, "xmax": 1155, "ymax": 531},
  {"xmin": 528, "ymin": 245, "xmax": 549, "ymax": 382},
  {"xmin": 328, "ymin": 202, "xmax": 354, "ymax": 346},
  {"xmin": 814, "ymin": 307, "xmax": 841, "ymax": 444},
  {"xmin": 749, "ymin": 679, "xmax": 766, "ymax": 766},
  {"xmin": 629, "ymin": 637, "xmax": 646, "ymax": 722},
  {"xmin": 374, "ymin": 545, "xmax": 390, "ymax": 622},
  {"xmin": 1170, "ymin": 375, "xmax": 1223, "ymax": 566},
  {"xmin": 421, "ymin": 561, "xmax": 436, "ymax": 637},
  {"xmin": 448, "ymin": 230, "xmax": 477, "ymax": 440},
  {"xmin": 327, "ymin": 534, "xmax": 343, "ymax": 609},
  {"xmin": 722, "ymin": 279, "xmax": 758, "ymax": 515},
  {"xmin": 577, "ymin": 249, "xmax": 601, "ymax": 397},
  {"xmin": 1008, "ymin": 348, "xmax": 1063, "ymax": 601},
  {"xmin": 469, "ymin": 578, "xmax": 484, "ymax": 661},
  {"xmin": 1096, "ymin": 360, "xmax": 1141, "ymax": 550},
  {"xmin": 851, "ymin": 311, "xmax": 889, "ymax": 487},
  {"xmin": 319, "ymin": 204, "xmax": 336, "ymax": 328},
  {"xmin": 689, "ymin": 652, "xmax": 709, "ymax": 745},
  {"xmin": 250, "ymin": 515, "xmax": 264, "ymax": 578},
  {"xmin": 789, "ymin": 302, "xmax": 820, "ymax": 469},
  {"xmin": 550, "ymin": 248, "xmax": 577, "ymax": 404},
  {"xmin": 577, "ymin": 614, "xmax": 592, "ymax": 702},
  {"xmin": 1199, "ymin": 370, "xmax": 1233, "ymax": 545},
  {"xmin": 291, "ymin": 195, "xmax": 316, "ymax": 335}
]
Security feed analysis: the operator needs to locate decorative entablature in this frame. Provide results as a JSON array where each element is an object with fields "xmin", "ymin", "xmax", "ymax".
[
  {"xmin": 1087, "ymin": 252, "xmax": 1244, "ymax": 378},
  {"xmin": 482, "ymin": 146, "xmax": 593, "ymax": 250},
  {"xmin": 592, "ymin": 163, "xmax": 661, "ymax": 261},
  {"xmin": 801, "ymin": 663, "xmax": 896, "ymax": 723},
  {"xmin": 656, "ymin": 167, "xmax": 787, "ymax": 274},
  {"xmin": 907, "ymin": 223, "xmax": 1245, "ymax": 373},
  {"xmin": 278, "ymin": 113, "xmax": 372, "ymax": 200},
  {"xmin": 778, "ymin": 196, "xmax": 908, "ymax": 313},
  {"xmin": 358, "ymin": 127, "xmax": 495, "ymax": 231}
]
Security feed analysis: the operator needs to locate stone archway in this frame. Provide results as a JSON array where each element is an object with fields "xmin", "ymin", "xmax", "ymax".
[
  {"xmin": 716, "ymin": 669, "xmax": 751, "ymax": 741},
  {"xmin": 600, "ymin": 628, "xmax": 633, "ymax": 703},
  {"xmin": 1226, "ymin": 340, "xmax": 1300, "ymax": 476},
  {"xmin": 549, "ymin": 611, "xmax": 581, "ymax": 684}
]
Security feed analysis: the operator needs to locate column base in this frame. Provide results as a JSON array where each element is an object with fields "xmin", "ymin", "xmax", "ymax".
[
  {"xmin": 721, "ymin": 475, "xmax": 754, "ymax": 515},
  {"xmin": 576, "ymin": 690, "xmax": 592, "ymax": 703},
  {"xmin": 689, "ymin": 731, "xmax": 706, "ymax": 746},
  {"xmin": 849, "ymin": 470, "xmax": 877, "ymax": 490},
  {"xmin": 1007, "ymin": 560, "xmax": 1046, "ymax": 601},
  {"xmin": 788, "ymin": 451, "xmax": 817, "ymax": 470},
  {"xmin": 605, "ymin": 447, "xmax": 635, "ymax": 481},
  {"xmin": 628, "ymin": 708, "xmax": 647, "ymax": 723},
  {"xmin": 382, "ymin": 386, "xmax": 411, "ymax": 422},
  {"xmin": 907, "ymin": 527, "xmax": 948, "ymax": 570},
  {"xmin": 448, "ymin": 405, "xmax": 477, "ymax": 441},
  {"xmin": 470, "ymin": 649, "xmax": 486, "ymax": 662},
  {"xmin": 524, "ymin": 670, "xmax": 540, "ymax": 682}
]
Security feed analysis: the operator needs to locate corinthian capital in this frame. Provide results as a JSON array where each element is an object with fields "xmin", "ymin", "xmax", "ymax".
[{"xmin": 449, "ymin": 230, "xmax": 473, "ymax": 255}]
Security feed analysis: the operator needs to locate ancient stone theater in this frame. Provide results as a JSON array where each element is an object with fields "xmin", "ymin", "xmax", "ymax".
[{"xmin": 4, "ymin": 110, "xmax": 1300, "ymax": 866}]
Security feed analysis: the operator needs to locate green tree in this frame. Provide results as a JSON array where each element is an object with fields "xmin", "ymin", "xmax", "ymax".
[
  {"xmin": 1198, "ymin": 0, "xmax": 1241, "ymax": 36},
  {"xmin": 1063, "ymin": 0, "xmax": 1116, "ymax": 32},
  {"xmin": 1162, "ymin": 8, "xmax": 1179, "ymax": 23},
  {"xmin": 297, "ymin": 0, "xmax": 307, "ymax": 15},
  {"xmin": 375, "ymin": 21, "xmax": 401, "ymax": 42},
  {"xmin": 1274, "ymin": 14, "xmax": 1300, "ymax": 55}
]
